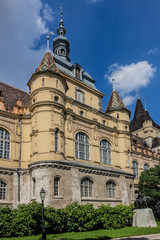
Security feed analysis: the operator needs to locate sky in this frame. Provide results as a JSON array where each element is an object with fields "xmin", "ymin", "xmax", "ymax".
[{"xmin": 0, "ymin": 0, "xmax": 160, "ymax": 124}]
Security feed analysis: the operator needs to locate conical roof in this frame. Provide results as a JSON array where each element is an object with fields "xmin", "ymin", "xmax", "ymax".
[
  {"xmin": 130, "ymin": 98, "xmax": 155, "ymax": 132},
  {"xmin": 105, "ymin": 90, "xmax": 131, "ymax": 115},
  {"xmin": 35, "ymin": 51, "xmax": 60, "ymax": 75}
]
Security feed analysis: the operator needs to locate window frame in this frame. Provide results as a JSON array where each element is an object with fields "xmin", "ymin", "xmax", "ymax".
[
  {"xmin": 0, "ymin": 181, "xmax": 6, "ymax": 200},
  {"xmin": 54, "ymin": 177, "xmax": 60, "ymax": 196},
  {"xmin": 81, "ymin": 178, "xmax": 93, "ymax": 197},
  {"xmin": 0, "ymin": 128, "xmax": 11, "ymax": 160},
  {"xmin": 106, "ymin": 181, "xmax": 116, "ymax": 198},
  {"xmin": 100, "ymin": 139, "xmax": 112, "ymax": 165},
  {"xmin": 132, "ymin": 161, "xmax": 139, "ymax": 179},
  {"xmin": 75, "ymin": 132, "xmax": 90, "ymax": 160}
]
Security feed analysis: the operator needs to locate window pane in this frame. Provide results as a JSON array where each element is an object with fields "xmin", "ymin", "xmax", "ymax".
[
  {"xmin": 81, "ymin": 179, "xmax": 93, "ymax": 197},
  {"xmin": 75, "ymin": 132, "xmax": 90, "ymax": 160},
  {"xmin": 100, "ymin": 140, "xmax": 111, "ymax": 165},
  {"xmin": 0, "ymin": 181, "xmax": 6, "ymax": 200},
  {"xmin": 0, "ymin": 129, "xmax": 10, "ymax": 159}
]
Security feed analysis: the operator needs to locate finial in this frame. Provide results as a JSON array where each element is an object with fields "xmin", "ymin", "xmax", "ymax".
[
  {"xmin": 137, "ymin": 91, "xmax": 140, "ymax": 99},
  {"xmin": 112, "ymin": 79, "xmax": 115, "ymax": 91},
  {"xmin": 144, "ymin": 101, "xmax": 147, "ymax": 111},
  {"xmin": 60, "ymin": 3, "xmax": 63, "ymax": 19},
  {"xmin": 46, "ymin": 31, "xmax": 54, "ymax": 52}
]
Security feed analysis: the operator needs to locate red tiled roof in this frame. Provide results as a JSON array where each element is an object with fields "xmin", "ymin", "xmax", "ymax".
[{"xmin": 0, "ymin": 82, "xmax": 30, "ymax": 111}]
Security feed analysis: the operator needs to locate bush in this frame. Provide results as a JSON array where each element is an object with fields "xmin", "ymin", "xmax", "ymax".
[{"xmin": 0, "ymin": 202, "xmax": 134, "ymax": 237}]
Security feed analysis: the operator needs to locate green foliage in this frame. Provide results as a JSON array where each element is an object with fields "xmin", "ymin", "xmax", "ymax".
[
  {"xmin": 138, "ymin": 166, "xmax": 160, "ymax": 209},
  {"xmin": 0, "ymin": 201, "xmax": 134, "ymax": 238}
]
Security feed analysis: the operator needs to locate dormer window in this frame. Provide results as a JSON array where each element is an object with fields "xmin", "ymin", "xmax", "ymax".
[{"xmin": 76, "ymin": 67, "xmax": 80, "ymax": 79}]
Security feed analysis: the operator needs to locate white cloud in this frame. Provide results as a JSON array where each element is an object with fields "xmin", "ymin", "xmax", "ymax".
[
  {"xmin": 122, "ymin": 95, "xmax": 136, "ymax": 107},
  {"xmin": 0, "ymin": 0, "xmax": 54, "ymax": 90},
  {"xmin": 88, "ymin": 0, "xmax": 103, "ymax": 3},
  {"xmin": 105, "ymin": 61, "xmax": 156, "ymax": 106},
  {"xmin": 143, "ymin": 47, "xmax": 158, "ymax": 57}
]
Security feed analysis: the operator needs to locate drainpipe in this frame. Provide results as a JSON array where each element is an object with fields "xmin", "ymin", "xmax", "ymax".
[{"xmin": 17, "ymin": 115, "xmax": 22, "ymax": 205}]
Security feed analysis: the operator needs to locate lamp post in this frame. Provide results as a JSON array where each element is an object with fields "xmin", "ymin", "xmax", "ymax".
[{"xmin": 40, "ymin": 188, "xmax": 46, "ymax": 240}]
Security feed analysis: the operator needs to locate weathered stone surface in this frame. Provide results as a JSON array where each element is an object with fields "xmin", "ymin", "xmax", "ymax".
[{"xmin": 133, "ymin": 208, "xmax": 157, "ymax": 227}]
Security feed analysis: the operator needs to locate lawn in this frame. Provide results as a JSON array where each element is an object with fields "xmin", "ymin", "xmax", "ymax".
[{"xmin": 1, "ymin": 222, "xmax": 160, "ymax": 240}]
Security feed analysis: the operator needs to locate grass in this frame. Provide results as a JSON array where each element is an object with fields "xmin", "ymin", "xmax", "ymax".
[{"xmin": 1, "ymin": 222, "xmax": 160, "ymax": 240}]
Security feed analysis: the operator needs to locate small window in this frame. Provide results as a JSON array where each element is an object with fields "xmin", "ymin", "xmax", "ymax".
[
  {"xmin": 55, "ymin": 129, "xmax": 58, "ymax": 152},
  {"xmin": 32, "ymin": 178, "xmax": 36, "ymax": 198},
  {"xmin": 80, "ymin": 111, "xmax": 84, "ymax": 117},
  {"xmin": 144, "ymin": 164, "xmax": 149, "ymax": 171},
  {"xmin": 54, "ymin": 96, "xmax": 59, "ymax": 102},
  {"xmin": 81, "ymin": 178, "xmax": 93, "ymax": 197},
  {"xmin": 76, "ymin": 67, "xmax": 80, "ymax": 79},
  {"xmin": 100, "ymin": 140, "xmax": 111, "ymax": 165},
  {"xmin": 103, "ymin": 120, "xmax": 106, "ymax": 125},
  {"xmin": 106, "ymin": 181, "xmax": 116, "ymax": 198},
  {"xmin": 0, "ymin": 181, "xmax": 6, "ymax": 200},
  {"xmin": 61, "ymin": 49, "xmax": 65, "ymax": 54},
  {"xmin": 133, "ymin": 161, "xmax": 139, "ymax": 179},
  {"xmin": 54, "ymin": 177, "xmax": 60, "ymax": 196},
  {"xmin": 117, "ymin": 113, "xmax": 119, "ymax": 119},
  {"xmin": 75, "ymin": 132, "xmax": 90, "ymax": 160},
  {"xmin": 56, "ymin": 80, "xmax": 58, "ymax": 88},
  {"xmin": 42, "ymin": 78, "xmax": 45, "ymax": 86}
]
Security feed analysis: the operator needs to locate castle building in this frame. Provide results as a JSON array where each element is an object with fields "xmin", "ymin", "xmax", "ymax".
[{"xmin": 0, "ymin": 12, "xmax": 159, "ymax": 208}]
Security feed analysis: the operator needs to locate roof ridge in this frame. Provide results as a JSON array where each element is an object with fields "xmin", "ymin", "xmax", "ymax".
[{"xmin": 0, "ymin": 81, "xmax": 29, "ymax": 95}]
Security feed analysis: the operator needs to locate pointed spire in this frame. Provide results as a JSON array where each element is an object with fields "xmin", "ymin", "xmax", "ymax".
[
  {"xmin": 133, "ymin": 98, "xmax": 146, "ymax": 120},
  {"xmin": 105, "ymin": 90, "xmax": 131, "ymax": 116},
  {"xmin": 34, "ymin": 52, "xmax": 60, "ymax": 75},
  {"xmin": 57, "ymin": 4, "xmax": 66, "ymax": 36},
  {"xmin": 53, "ymin": 6, "xmax": 70, "ymax": 61}
]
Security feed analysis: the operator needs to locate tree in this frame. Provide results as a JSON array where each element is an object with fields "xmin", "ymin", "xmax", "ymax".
[{"xmin": 138, "ymin": 166, "xmax": 160, "ymax": 212}]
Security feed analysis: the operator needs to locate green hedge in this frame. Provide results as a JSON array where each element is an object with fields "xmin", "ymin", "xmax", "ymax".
[{"xmin": 0, "ymin": 202, "xmax": 134, "ymax": 238}]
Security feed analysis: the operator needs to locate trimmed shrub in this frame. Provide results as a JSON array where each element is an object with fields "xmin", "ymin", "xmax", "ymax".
[{"xmin": 0, "ymin": 202, "xmax": 134, "ymax": 237}]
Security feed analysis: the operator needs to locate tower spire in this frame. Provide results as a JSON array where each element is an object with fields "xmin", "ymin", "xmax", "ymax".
[
  {"xmin": 57, "ymin": 4, "xmax": 66, "ymax": 36},
  {"xmin": 53, "ymin": 5, "xmax": 70, "ymax": 61}
]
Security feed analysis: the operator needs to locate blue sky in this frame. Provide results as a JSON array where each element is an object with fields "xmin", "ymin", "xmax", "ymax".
[{"xmin": 0, "ymin": 0, "xmax": 159, "ymax": 124}]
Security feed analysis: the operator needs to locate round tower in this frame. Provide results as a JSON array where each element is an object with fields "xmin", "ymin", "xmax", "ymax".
[{"xmin": 27, "ymin": 51, "xmax": 68, "ymax": 163}]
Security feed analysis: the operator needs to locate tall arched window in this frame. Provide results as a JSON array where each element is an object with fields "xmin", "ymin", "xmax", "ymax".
[
  {"xmin": 106, "ymin": 181, "xmax": 116, "ymax": 198},
  {"xmin": 55, "ymin": 129, "xmax": 59, "ymax": 152},
  {"xmin": 54, "ymin": 177, "xmax": 60, "ymax": 196},
  {"xmin": 133, "ymin": 161, "xmax": 139, "ymax": 179},
  {"xmin": 0, "ymin": 181, "xmax": 6, "ymax": 200},
  {"xmin": 81, "ymin": 178, "xmax": 93, "ymax": 197},
  {"xmin": 100, "ymin": 140, "xmax": 111, "ymax": 164},
  {"xmin": 0, "ymin": 128, "xmax": 10, "ymax": 159},
  {"xmin": 75, "ymin": 132, "xmax": 90, "ymax": 160},
  {"xmin": 144, "ymin": 164, "xmax": 149, "ymax": 171}
]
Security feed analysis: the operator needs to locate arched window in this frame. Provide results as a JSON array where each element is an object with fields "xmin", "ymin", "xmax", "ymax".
[
  {"xmin": 75, "ymin": 132, "xmax": 90, "ymax": 160},
  {"xmin": 0, "ymin": 128, "xmax": 10, "ymax": 159},
  {"xmin": 106, "ymin": 181, "xmax": 116, "ymax": 198},
  {"xmin": 54, "ymin": 177, "xmax": 60, "ymax": 196},
  {"xmin": 0, "ymin": 181, "xmax": 6, "ymax": 200},
  {"xmin": 81, "ymin": 178, "xmax": 93, "ymax": 197},
  {"xmin": 133, "ymin": 161, "xmax": 139, "ymax": 179},
  {"xmin": 144, "ymin": 164, "xmax": 149, "ymax": 171},
  {"xmin": 55, "ymin": 129, "xmax": 58, "ymax": 152},
  {"xmin": 100, "ymin": 140, "xmax": 111, "ymax": 164}
]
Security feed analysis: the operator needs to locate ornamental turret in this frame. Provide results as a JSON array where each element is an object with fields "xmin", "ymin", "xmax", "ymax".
[{"xmin": 53, "ymin": 9, "xmax": 70, "ymax": 61}]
